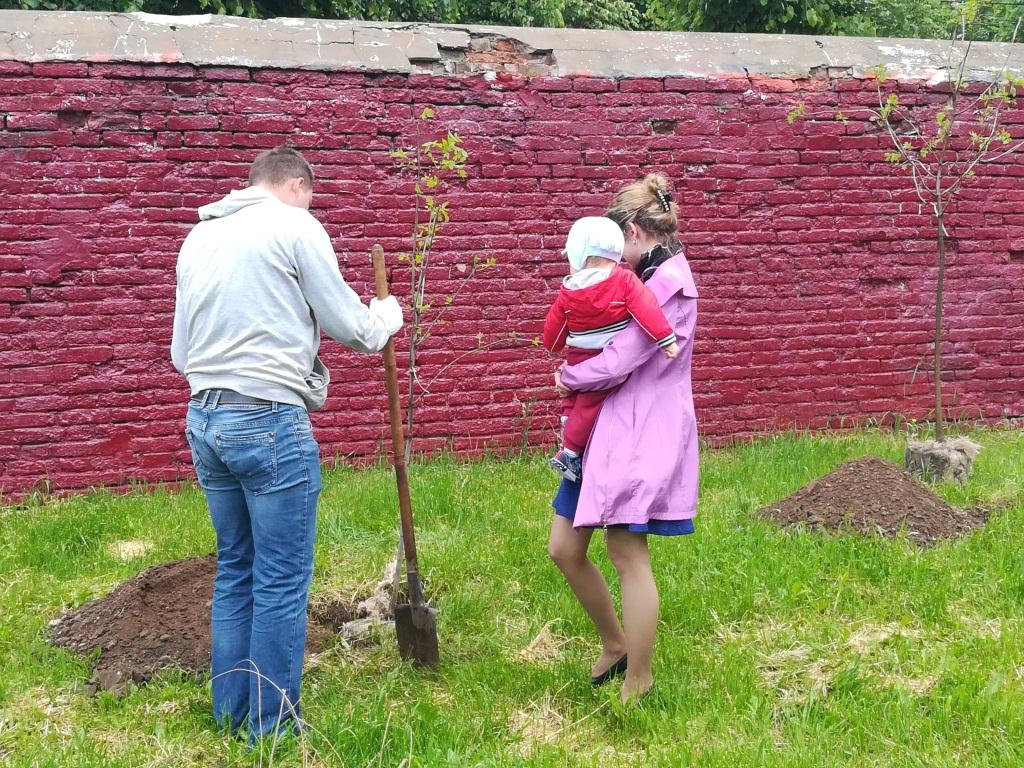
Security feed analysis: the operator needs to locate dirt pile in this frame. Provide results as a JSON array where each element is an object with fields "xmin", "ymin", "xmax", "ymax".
[
  {"xmin": 759, "ymin": 456, "xmax": 988, "ymax": 545},
  {"xmin": 49, "ymin": 555, "xmax": 355, "ymax": 694}
]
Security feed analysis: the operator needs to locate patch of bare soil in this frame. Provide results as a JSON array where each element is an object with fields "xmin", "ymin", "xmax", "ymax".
[
  {"xmin": 49, "ymin": 555, "xmax": 360, "ymax": 694},
  {"xmin": 759, "ymin": 456, "xmax": 988, "ymax": 545}
]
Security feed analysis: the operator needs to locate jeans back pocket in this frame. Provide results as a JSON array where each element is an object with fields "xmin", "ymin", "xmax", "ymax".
[{"xmin": 214, "ymin": 430, "xmax": 278, "ymax": 495}]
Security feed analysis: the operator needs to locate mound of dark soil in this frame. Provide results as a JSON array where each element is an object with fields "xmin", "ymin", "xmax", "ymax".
[
  {"xmin": 759, "ymin": 456, "xmax": 988, "ymax": 546},
  {"xmin": 49, "ymin": 555, "xmax": 350, "ymax": 694}
]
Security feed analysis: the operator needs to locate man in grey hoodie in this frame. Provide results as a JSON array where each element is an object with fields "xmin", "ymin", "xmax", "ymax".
[{"xmin": 172, "ymin": 146, "xmax": 402, "ymax": 739}]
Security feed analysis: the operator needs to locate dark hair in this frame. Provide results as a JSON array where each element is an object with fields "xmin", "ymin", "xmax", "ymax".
[{"xmin": 248, "ymin": 145, "xmax": 314, "ymax": 187}]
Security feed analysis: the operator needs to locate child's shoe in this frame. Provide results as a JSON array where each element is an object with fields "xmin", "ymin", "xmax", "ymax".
[{"xmin": 549, "ymin": 449, "xmax": 582, "ymax": 482}]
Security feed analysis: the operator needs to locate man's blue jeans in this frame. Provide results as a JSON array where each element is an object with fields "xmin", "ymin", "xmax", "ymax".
[{"xmin": 184, "ymin": 395, "xmax": 322, "ymax": 738}]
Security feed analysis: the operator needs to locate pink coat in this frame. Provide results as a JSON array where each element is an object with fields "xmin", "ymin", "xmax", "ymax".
[{"xmin": 560, "ymin": 252, "xmax": 699, "ymax": 528}]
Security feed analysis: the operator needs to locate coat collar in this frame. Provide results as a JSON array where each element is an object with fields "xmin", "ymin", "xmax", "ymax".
[{"xmin": 645, "ymin": 252, "xmax": 699, "ymax": 305}]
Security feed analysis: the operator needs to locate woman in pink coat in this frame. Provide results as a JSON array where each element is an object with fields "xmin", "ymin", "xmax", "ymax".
[{"xmin": 549, "ymin": 173, "xmax": 698, "ymax": 703}]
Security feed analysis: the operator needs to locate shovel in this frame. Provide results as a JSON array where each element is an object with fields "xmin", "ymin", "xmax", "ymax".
[{"xmin": 371, "ymin": 244, "xmax": 440, "ymax": 669}]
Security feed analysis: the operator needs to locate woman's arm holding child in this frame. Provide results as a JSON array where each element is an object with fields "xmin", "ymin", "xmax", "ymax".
[{"xmin": 560, "ymin": 293, "xmax": 687, "ymax": 392}]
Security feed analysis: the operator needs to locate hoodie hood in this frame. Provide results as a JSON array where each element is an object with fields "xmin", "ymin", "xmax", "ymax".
[{"xmin": 198, "ymin": 186, "xmax": 276, "ymax": 221}]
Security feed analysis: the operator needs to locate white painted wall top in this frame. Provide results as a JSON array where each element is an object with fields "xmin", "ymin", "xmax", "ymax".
[{"xmin": 0, "ymin": 10, "xmax": 1021, "ymax": 80}]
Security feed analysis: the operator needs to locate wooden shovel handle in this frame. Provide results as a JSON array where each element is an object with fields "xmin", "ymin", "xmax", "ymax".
[
  {"xmin": 372, "ymin": 244, "xmax": 391, "ymax": 302},
  {"xmin": 371, "ymin": 245, "xmax": 423, "ymax": 604}
]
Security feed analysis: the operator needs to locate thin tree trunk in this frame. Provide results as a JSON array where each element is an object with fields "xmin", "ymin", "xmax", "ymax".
[
  {"xmin": 934, "ymin": 214, "xmax": 947, "ymax": 441},
  {"xmin": 406, "ymin": 341, "xmax": 416, "ymax": 456}
]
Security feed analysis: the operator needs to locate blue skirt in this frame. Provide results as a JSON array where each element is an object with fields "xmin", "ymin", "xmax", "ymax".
[{"xmin": 552, "ymin": 477, "xmax": 695, "ymax": 537}]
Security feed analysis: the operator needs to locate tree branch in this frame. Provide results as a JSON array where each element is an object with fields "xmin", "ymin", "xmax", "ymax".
[{"xmin": 415, "ymin": 336, "xmax": 536, "ymax": 398}]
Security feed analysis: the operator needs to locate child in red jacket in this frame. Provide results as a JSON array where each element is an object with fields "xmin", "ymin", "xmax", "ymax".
[{"xmin": 542, "ymin": 216, "xmax": 679, "ymax": 481}]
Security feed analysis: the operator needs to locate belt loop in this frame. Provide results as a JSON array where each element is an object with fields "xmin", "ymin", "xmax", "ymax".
[
  {"xmin": 199, "ymin": 389, "xmax": 211, "ymax": 408},
  {"xmin": 210, "ymin": 389, "xmax": 222, "ymax": 409},
  {"xmin": 272, "ymin": 400, "xmax": 279, "ymax": 413}
]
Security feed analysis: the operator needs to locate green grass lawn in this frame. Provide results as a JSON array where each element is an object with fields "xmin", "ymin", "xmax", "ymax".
[{"xmin": 1, "ymin": 428, "xmax": 1023, "ymax": 767}]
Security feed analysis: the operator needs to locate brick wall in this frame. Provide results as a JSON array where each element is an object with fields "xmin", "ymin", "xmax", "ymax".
[{"xmin": 2, "ymin": 57, "xmax": 1024, "ymax": 498}]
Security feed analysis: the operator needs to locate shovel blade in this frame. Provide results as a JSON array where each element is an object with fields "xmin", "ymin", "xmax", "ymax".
[{"xmin": 395, "ymin": 602, "xmax": 439, "ymax": 669}]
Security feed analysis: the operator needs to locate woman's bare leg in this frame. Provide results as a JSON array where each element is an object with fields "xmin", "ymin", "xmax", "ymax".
[
  {"xmin": 548, "ymin": 516, "xmax": 627, "ymax": 677},
  {"xmin": 606, "ymin": 529, "xmax": 658, "ymax": 701}
]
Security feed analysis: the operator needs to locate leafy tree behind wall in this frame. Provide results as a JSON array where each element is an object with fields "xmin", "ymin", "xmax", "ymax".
[
  {"xmin": 971, "ymin": 0, "xmax": 1024, "ymax": 40},
  {"xmin": 833, "ymin": 0, "xmax": 958, "ymax": 38},
  {"xmin": 645, "ymin": 0, "xmax": 1022, "ymax": 40},
  {"xmin": 0, "ymin": 0, "xmax": 646, "ymax": 28}
]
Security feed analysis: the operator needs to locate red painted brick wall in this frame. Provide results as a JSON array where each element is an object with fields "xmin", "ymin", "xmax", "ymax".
[{"xmin": 2, "ymin": 61, "xmax": 1023, "ymax": 498}]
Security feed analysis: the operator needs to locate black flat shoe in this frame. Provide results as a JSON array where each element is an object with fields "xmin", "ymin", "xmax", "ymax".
[
  {"xmin": 590, "ymin": 654, "xmax": 628, "ymax": 686},
  {"xmin": 623, "ymin": 683, "xmax": 655, "ymax": 704}
]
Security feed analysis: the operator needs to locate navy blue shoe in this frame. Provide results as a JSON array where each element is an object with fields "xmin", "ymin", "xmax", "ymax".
[{"xmin": 549, "ymin": 449, "xmax": 583, "ymax": 482}]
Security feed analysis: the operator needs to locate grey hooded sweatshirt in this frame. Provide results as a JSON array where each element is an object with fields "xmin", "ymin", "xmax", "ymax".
[{"xmin": 171, "ymin": 187, "xmax": 393, "ymax": 411}]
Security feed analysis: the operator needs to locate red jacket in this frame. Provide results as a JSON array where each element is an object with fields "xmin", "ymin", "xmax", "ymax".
[{"xmin": 542, "ymin": 267, "xmax": 677, "ymax": 353}]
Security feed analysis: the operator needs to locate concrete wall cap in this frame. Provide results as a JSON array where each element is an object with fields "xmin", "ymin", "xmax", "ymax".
[{"xmin": 0, "ymin": 10, "xmax": 1022, "ymax": 80}]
